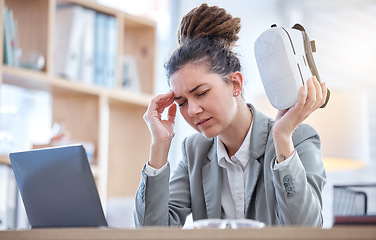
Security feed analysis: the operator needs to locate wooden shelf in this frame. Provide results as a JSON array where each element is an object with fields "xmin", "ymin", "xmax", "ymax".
[
  {"xmin": 107, "ymin": 89, "xmax": 152, "ymax": 107},
  {"xmin": 62, "ymin": 0, "xmax": 156, "ymax": 28},
  {"xmin": 1, "ymin": 0, "xmax": 156, "ymax": 200},
  {"xmin": 2, "ymin": 65, "xmax": 101, "ymax": 96},
  {"xmin": 2, "ymin": 65, "xmax": 152, "ymax": 107}
]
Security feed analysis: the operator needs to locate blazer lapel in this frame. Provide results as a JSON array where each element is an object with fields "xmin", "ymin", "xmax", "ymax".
[
  {"xmin": 245, "ymin": 104, "xmax": 272, "ymax": 215},
  {"xmin": 247, "ymin": 104, "xmax": 271, "ymax": 163},
  {"xmin": 202, "ymin": 138, "xmax": 222, "ymax": 219},
  {"xmin": 245, "ymin": 159, "xmax": 261, "ymax": 215}
]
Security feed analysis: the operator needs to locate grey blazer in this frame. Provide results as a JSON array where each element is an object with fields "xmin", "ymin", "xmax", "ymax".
[{"xmin": 134, "ymin": 104, "xmax": 326, "ymax": 227}]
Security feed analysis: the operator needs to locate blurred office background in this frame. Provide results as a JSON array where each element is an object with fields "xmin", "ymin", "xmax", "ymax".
[
  {"xmin": 100, "ymin": 0, "xmax": 376, "ymax": 228},
  {"xmin": 1, "ymin": 0, "xmax": 375, "ymax": 229}
]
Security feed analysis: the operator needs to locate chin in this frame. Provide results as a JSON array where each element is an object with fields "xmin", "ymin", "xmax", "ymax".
[{"xmin": 199, "ymin": 128, "xmax": 221, "ymax": 139}]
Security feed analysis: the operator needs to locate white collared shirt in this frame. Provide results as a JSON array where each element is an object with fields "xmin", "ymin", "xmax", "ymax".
[{"xmin": 216, "ymin": 122, "xmax": 253, "ymax": 219}]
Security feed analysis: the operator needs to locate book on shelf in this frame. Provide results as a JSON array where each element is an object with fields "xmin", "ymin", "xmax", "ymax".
[
  {"xmin": 93, "ymin": 12, "xmax": 106, "ymax": 86},
  {"xmin": 54, "ymin": 3, "xmax": 84, "ymax": 80},
  {"xmin": 94, "ymin": 13, "xmax": 117, "ymax": 88},
  {"xmin": 55, "ymin": 3, "xmax": 117, "ymax": 88},
  {"xmin": 3, "ymin": 6, "xmax": 44, "ymax": 71},
  {"xmin": 105, "ymin": 15, "xmax": 118, "ymax": 88},
  {"xmin": 3, "ymin": 6, "xmax": 19, "ymax": 67},
  {"xmin": 80, "ymin": 7, "xmax": 96, "ymax": 85}
]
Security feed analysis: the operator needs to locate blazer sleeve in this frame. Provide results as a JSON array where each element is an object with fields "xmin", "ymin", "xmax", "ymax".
[
  {"xmin": 134, "ymin": 139, "xmax": 192, "ymax": 227},
  {"xmin": 270, "ymin": 123, "xmax": 326, "ymax": 226}
]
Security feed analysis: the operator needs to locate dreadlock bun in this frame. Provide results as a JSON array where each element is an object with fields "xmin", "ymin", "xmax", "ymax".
[
  {"xmin": 178, "ymin": 3, "xmax": 241, "ymax": 48},
  {"xmin": 165, "ymin": 4, "xmax": 242, "ymax": 81}
]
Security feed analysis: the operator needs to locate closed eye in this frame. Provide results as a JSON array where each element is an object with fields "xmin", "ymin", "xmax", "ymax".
[
  {"xmin": 176, "ymin": 89, "xmax": 209, "ymax": 107},
  {"xmin": 178, "ymin": 100, "xmax": 186, "ymax": 107},
  {"xmin": 197, "ymin": 90, "xmax": 209, "ymax": 97}
]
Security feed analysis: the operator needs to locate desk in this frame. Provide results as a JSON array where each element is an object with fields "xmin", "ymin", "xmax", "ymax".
[{"xmin": 1, "ymin": 227, "xmax": 376, "ymax": 240}]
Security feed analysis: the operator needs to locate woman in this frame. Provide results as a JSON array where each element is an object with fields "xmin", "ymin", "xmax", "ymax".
[{"xmin": 134, "ymin": 3, "xmax": 327, "ymax": 227}]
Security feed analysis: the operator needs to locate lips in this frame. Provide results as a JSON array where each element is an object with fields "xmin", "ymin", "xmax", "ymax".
[{"xmin": 196, "ymin": 117, "xmax": 212, "ymax": 126}]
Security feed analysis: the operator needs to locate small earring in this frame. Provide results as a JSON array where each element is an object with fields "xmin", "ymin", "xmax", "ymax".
[{"xmin": 234, "ymin": 92, "xmax": 239, "ymax": 96}]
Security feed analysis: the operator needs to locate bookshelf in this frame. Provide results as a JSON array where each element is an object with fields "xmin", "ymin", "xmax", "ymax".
[{"xmin": 0, "ymin": 0, "xmax": 156, "ymax": 201}]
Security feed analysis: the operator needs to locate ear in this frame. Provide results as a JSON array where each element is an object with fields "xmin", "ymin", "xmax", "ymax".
[{"xmin": 230, "ymin": 71, "xmax": 243, "ymax": 95}]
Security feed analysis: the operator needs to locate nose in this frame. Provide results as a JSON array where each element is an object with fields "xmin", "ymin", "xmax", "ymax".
[{"xmin": 187, "ymin": 100, "xmax": 202, "ymax": 117}]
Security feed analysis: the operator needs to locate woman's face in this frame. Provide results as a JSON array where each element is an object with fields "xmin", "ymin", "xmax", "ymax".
[{"xmin": 170, "ymin": 64, "xmax": 239, "ymax": 138}]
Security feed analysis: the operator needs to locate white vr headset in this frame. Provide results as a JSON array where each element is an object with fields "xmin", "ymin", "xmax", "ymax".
[{"xmin": 254, "ymin": 23, "xmax": 330, "ymax": 110}]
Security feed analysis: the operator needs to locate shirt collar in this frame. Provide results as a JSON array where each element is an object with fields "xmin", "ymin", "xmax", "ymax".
[
  {"xmin": 217, "ymin": 120, "xmax": 253, "ymax": 169},
  {"xmin": 234, "ymin": 122, "xmax": 253, "ymax": 167}
]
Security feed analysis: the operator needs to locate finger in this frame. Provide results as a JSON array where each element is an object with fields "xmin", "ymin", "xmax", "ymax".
[
  {"xmin": 145, "ymin": 92, "xmax": 173, "ymax": 121},
  {"xmin": 275, "ymin": 109, "xmax": 288, "ymax": 121},
  {"xmin": 320, "ymin": 82, "xmax": 327, "ymax": 107},
  {"xmin": 158, "ymin": 96, "xmax": 174, "ymax": 111},
  {"xmin": 312, "ymin": 76, "xmax": 323, "ymax": 109},
  {"xmin": 153, "ymin": 91, "xmax": 174, "ymax": 105},
  {"xmin": 294, "ymin": 85, "xmax": 307, "ymax": 110},
  {"xmin": 305, "ymin": 77, "xmax": 316, "ymax": 108},
  {"xmin": 167, "ymin": 103, "xmax": 177, "ymax": 123},
  {"xmin": 150, "ymin": 91, "xmax": 175, "ymax": 113}
]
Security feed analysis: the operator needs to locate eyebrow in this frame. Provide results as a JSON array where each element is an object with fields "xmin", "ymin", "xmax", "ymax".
[{"xmin": 173, "ymin": 84, "xmax": 206, "ymax": 100}]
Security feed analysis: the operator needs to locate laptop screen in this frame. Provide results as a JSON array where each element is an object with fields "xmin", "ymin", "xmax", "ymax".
[{"xmin": 9, "ymin": 144, "xmax": 108, "ymax": 228}]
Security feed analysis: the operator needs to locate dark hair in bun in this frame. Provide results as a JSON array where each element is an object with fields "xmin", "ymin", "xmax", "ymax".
[
  {"xmin": 178, "ymin": 3, "xmax": 241, "ymax": 48},
  {"xmin": 165, "ymin": 3, "xmax": 242, "ymax": 83}
]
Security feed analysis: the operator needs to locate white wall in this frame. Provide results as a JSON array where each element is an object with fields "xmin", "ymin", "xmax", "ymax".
[
  {"xmin": 170, "ymin": 0, "xmax": 376, "ymax": 228},
  {"xmin": 170, "ymin": 0, "xmax": 376, "ymax": 169},
  {"xmin": 98, "ymin": 0, "xmax": 376, "ymax": 228}
]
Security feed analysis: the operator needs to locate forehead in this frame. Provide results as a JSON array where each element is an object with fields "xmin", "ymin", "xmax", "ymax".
[{"xmin": 170, "ymin": 64, "xmax": 221, "ymax": 93}]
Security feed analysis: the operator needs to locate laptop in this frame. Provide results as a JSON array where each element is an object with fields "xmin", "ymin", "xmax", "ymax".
[{"xmin": 9, "ymin": 144, "xmax": 108, "ymax": 228}]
